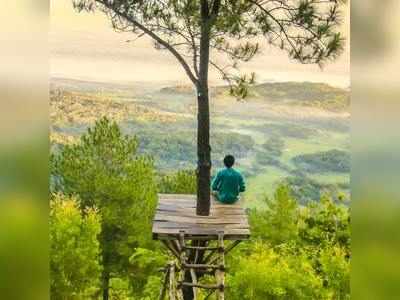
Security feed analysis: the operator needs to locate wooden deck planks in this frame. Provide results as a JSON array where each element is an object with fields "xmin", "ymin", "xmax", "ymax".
[{"xmin": 152, "ymin": 194, "xmax": 250, "ymax": 240}]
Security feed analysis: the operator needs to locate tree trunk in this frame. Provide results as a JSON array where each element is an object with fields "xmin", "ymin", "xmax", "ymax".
[
  {"xmin": 196, "ymin": 85, "xmax": 211, "ymax": 216},
  {"xmin": 102, "ymin": 271, "xmax": 110, "ymax": 300},
  {"xmin": 196, "ymin": 1, "xmax": 212, "ymax": 216}
]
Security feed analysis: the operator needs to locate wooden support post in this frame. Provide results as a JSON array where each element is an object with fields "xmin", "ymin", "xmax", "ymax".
[
  {"xmin": 203, "ymin": 244, "xmax": 219, "ymax": 264},
  {"xmin": 159, "ymin": 266, "xmax": 170, "ymax": 300},
  {"xmin": 179, "ymin": 231, "xmax": 196, "ymax": 300},
  {"xmin": 154, "ymin": 195, "xmax": 250, "ymax": 300},
  {"xmin": 169, "ymin": 262, "xmax": 176, "ymax": 300},
  {"xmin": 182, "ymin": 263, "xmax": 222, "ymax": 270},
  {"xmin": 224, "ymin": 240, "xmax": 241, "ymax": 256},
  {"xmin": 162, "ymin": 240, "xmax": 180, "ymax": 260},
  {"xmin": 215, "ymin": 232, "xmax": 225, "ymax": 300},
  {"xmin": 189, "ymin": 268, "xmax": 198, "ymax": 300},
  {"xmin": 207, "ymin": 240, "xmax": 241, "ymax": 266}
]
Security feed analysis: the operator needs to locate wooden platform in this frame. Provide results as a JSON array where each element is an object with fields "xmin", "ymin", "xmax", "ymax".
[{"xmin": 152, "ymin": 194, "xmax": 250, "ymax": 240}]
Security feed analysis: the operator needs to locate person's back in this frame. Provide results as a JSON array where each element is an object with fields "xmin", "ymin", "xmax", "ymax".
[{"xmin": 211, "ymin": 155, "xmax": 245, "ymax": 204}]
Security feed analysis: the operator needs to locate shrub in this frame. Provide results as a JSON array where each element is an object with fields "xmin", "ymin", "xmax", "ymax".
[{"xmin": 50, "ymin": 194, "xmax": 102, "ymax": 299}]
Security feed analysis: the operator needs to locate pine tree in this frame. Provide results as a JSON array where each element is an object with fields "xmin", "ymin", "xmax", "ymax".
[
  {"xmin": 72, "ymin": 0, "xmax": 347, "ymax": 220},
  {"xmin": 51, "ymin": 117, "xmax": 158, "ymax": 300}
]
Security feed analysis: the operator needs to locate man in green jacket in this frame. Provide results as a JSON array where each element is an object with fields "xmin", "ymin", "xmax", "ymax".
[{"xmin": 211, "ymin": 155, "xmax": 246, "ymax": 204}]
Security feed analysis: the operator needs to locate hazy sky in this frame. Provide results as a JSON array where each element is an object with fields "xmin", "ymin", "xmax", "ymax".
[{"xmin": 50, "ymin": 0, "xmax": 350, "ymax": 87}]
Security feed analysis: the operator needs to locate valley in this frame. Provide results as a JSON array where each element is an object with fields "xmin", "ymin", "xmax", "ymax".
[{"xmin": 50, "ymin": 77, "xmax": 350, "ymax": 208}]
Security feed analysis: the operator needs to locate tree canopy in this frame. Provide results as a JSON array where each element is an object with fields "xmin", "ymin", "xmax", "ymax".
[
  {"xmin": 73, "ymin": 0, "xmax": 346, "ymax": 96},
  {"xmin": 51, "ymin": 117, "xmax": 158, "ymax": 300}
]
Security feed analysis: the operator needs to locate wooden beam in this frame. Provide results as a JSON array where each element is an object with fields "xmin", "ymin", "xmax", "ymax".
[
  {"xmin": 190, "ymin": 268, "xmax": 198, "ymax": 300},
  {"xmin": 159, "ymin": 266, "xmax": 169, "ymax": 300},
  {"xmin": 169, "ymin": 263, "xmax": 176, "ymax": 300},
  {"xmin": 162, "ymin": 240, "xmax": 180, "ymax": 260},
  {"xmin": 216, "ymin": 232, "xmax": 225, "ymax": 300}
]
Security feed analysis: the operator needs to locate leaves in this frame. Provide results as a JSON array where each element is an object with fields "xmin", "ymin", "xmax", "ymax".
[
  {"xmin": 158, "ymin": 169, "xmax": 197, "ymax": 194},
  {"xmin": 50, "ymin": 194, "xmax": 102, "ymax": 299},
  {"xmin": 72, "ymin": 0, "xmax": 346, "ymax": 100},
  {"xmin": 229, "ymin": 184, "xmax": 350, "ymax": 299},
  {"xmin": 51, "ymin": 117, "xmax": 158, "ymax": 297}
]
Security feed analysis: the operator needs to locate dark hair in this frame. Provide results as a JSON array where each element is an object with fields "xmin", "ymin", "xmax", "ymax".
[{"xmin": 223, "ymin": 155, "xmax": 235, "ymax": 168}]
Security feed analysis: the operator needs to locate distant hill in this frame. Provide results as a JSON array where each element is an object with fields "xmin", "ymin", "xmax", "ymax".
[
  {"xmin": 160, "ymin": 85, "xmax": 195, "ymax": 95},
  {"xmin": 162, "ymin": 82, "xmax": 350, "ymax": 113},
  {"xmin": 251, "ymin": 82, "xmax": 350, "ymax": 112}
]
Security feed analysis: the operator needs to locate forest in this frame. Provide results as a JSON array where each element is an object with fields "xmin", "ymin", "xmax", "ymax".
[{"xmin": 50, "ymin": 118, "xmax": 350, "ymax": 300}]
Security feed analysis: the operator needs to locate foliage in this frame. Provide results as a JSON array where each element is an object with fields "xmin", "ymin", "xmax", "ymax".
[
  {"xmin": 298, "ymin": 194, "xmax": 350, "ymax": 250},
  {"xmin": 262, "ymin": 136, "xmax": 285, "ymax": 157},
  {"xmin": 137, "ymin": 130, "xmax": 255, "ymax": 170},
  {"xmin": 211, "ymin": 132, "xmax": 255, "ymax": 159},
  {"xmin": 108, "ymin": 277, "xmax": 132, "ymax": 300},
  {"xmin": 49, "ymin": 167, "xmax": 350, "ymax": 300},
  {"xmin": 228, "ymin": 184, "xmax": 350, "ymax": 299},
  {"xmin": 51, "ymin": 117, "xmax": 158, "ymax": 298},
  {"xmin": 129, "ymin": 248, "xmax": 168, "ymax": 299},
  {"xmin": 319, "ymin": 245, "xmax": 350, "ymax": 299},
  {"xmin": 282, "ymin": 175, "xmax": 343, "ymax": 204},
  {"xmin": 49, "ymin": 114, "xmax": 350, "ymax": 299},
  {"xmin": 293, "ymin": 149, "xmax": 350, "ymax": 173},
  {"xmin": 228, "ymin": 243, "xmax": 326, "ymax": 299},
  {"xmin": 50, "ymin": 194, "xmax": 102, "ymax": 300},
  {"xmin": 138, "ymin": 131, "xmax": 196, "ymax": 166},
  {"xmin": 158, "ymin": 170, "xmax": 197, "ymax": 194},
  {"xmin": 73, "ymin": 0, "xmax": 346, "ymax": 94},
  {"xmin": 250, "ymin": 185, "xmax": 298, "ymax": 245}
]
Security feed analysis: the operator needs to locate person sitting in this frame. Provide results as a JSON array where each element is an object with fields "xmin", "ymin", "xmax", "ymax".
[{"xmin": 211, "ymin": 155, "xmax": 246, "ymax": 204}]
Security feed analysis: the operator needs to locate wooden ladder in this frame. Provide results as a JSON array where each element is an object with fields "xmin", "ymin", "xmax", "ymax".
[{"xmin": 159, "ymin": 230, "xmax": 234, "ymax": 300}]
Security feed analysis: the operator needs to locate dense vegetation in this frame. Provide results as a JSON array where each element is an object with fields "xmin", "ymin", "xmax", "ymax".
[
  {"xmin": 229, "ymin": 188, "xmax": 350, "ymax": 299},
  {"xmin": 137, "ymin": 130, "xmax": 255, "ymax": 170},
  {"xmin": 158, "ymin": 170, "xmax": 197, "ymax": 194},
  {"xmin": 51, "ymin": 118, "xmax": 158, "ymax": 299},
  {"xmin": 50, "ymin": 119, "xmax": 350, "ymax": 299},
  {"xmin": 293, "ymin": 149, "xmax": 350, "ymax": 173},
  {"xmin": 50, "ymin": 194, "xmax": 102, "ymax": 299},
  {"xmin": 283, "ymin": 175, "xmax": 349, "ymax": 204}
]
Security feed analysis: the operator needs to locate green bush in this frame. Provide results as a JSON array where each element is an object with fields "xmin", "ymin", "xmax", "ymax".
[
  {"xmin": 228, "ymin": 243, "xmax": 326, "ymax": 299},
  {"xmin": 50, "ymin": 194, "xmax": 102, "ymax": 300},
  {"xmin": 228, "ymin": 185, "xmax": 350, "ymax": 299},
  {"xmin": 250, "ymin": 185, "xmax": 298, "ymax": 245},
  {"xmin": 158, "ymin": 170, "xmax": 197, "ymax": 194}
]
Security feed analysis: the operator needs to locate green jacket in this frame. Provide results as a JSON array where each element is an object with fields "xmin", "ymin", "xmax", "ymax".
[{"xmin": 211, "ymin": 168, "xmax": 245, "ymax": 204}]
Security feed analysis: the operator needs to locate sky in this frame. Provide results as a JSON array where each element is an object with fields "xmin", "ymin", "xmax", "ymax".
[{"xmin": 50, "ymin": 0, "xmax": 350, "ymax": 88}]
